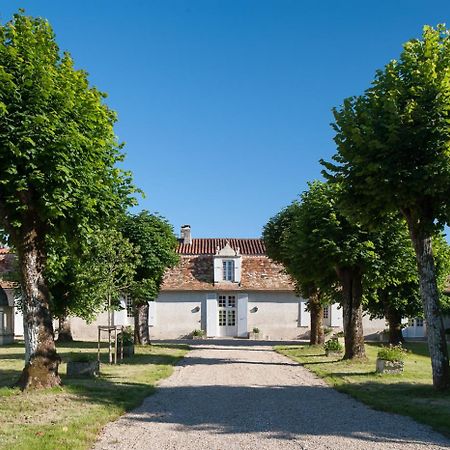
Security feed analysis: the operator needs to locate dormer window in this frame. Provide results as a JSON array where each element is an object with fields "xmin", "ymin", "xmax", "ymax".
[
  {"xmin": 213, "ymin": 241, "xmax": 242, "ymax": 284},
  {"xmin": 223, "ymin": 260, "xmax": 235, "ymax": 281}
]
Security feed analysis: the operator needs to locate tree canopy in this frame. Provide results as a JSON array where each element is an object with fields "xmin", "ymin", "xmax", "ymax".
[
  {"xmin": 321, "ymin": 24, "xmax": 450, "ymax": 389},
  {"xmin": 0, "ymin": 12, "xmax": 138, "ymax": 389}
]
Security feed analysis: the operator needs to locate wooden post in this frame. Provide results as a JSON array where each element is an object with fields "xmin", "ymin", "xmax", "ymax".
[
  {"xmin": 97, "ymin": 327, "xmax": 101, "ymax": 363},
  {"xmin": 114, "ymin": 327, "xmax": 118, "ymax": 364}
]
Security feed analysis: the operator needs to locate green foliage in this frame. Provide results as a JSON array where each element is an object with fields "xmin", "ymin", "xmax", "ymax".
[
  {"xmin": 377, "ymin": 345, "xmax": 407, "ymax": 362},
  {"xmin": 0, "ymin": 12, "xmax": 137, "ymax": 243},
  {"xmin": 192, "ymin": 329, "xmax": 205, "ymax": 337},
  {"xmin": 252, "ymin": 327, "xmax": 260, "ymax": 334},
  {"xmin": 119, "ymin": 327, "xmax": 134, "ymax": 346},
  {"xmin": 122, "ymin": 211, "xmax": 179, "ymax": 305},
  {"xmin": 264, "ymin": 180, "xmax": 377, "ymax": 302},
  {"xmin": 324, "ymin": 338, "xmax": 343, "ymax": 353},
  {"xmin": 322, "ymin": 24, "xmax": 450, "ymax": 233}
]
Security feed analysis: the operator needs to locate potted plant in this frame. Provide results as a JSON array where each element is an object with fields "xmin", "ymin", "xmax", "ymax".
[
  {"xmin": 118, "ymin": 326, "xmax": 135, "ymax": 357},
  {"xmin": 249, "ymin": 327, "xmax": 261, "ymax": 340},
  {"xmin": 324, "ymin": 337, "xmax": 343, "ymax": 357},
  {"xmin": 191, "ymin": 329, "xmax": 206, "ymax": 340},
  {"xmin": 67, "ymin": 353, "xmax": 99, "ymax": 377},
  {"xmin": 376, "ymin": 345, "xmax": 406, "ymax": 374}
]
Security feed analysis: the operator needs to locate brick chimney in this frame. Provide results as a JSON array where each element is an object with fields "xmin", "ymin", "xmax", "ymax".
[{"xmin": 180, "ymin": 225, "xmax": 192, "ymax": 245}]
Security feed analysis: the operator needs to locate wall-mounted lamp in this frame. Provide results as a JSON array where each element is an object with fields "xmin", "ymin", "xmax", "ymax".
[
  {"xmin": 250, "ymin": 306, "xmax": 258, "ymax": 313},
  {"xmin": 191, "ymin": 306, "xmax": 200, "ymax": 313}
]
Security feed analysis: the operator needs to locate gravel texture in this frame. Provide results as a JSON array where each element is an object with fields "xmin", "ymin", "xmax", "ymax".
[{"xmin": 94, "ymin": 342, "xmax": 450, "ymax": 450}]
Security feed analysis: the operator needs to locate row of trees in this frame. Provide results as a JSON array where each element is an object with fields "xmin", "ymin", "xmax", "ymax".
[
  {"xmin": 0, "ymin": 12, "xmax": 179, "ymax": 389},
  {"xmin": 265, "ymin": 25, "xmax": 450, "ymax": 390}
]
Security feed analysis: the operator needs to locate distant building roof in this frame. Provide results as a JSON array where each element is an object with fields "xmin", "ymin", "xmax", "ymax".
[{"xmin": 177, "ymin": 238, "xmax": 266, "ymax": 255}]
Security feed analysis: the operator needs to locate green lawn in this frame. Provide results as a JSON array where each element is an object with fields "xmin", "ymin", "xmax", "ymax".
[
  {"xmin": 276, "ymin": 342, "xmax": 450, "ymax": 437},
  {"xmin": 0, "ymin": 341, "xmax": 188, "ymax": 450}
]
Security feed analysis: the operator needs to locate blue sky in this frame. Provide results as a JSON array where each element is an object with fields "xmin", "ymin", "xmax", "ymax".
[{"xmin": 2, "ymin": 1, "xmax": 450, "ymax": 238}]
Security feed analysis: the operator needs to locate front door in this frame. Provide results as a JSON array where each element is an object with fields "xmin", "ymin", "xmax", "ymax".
[{"xmin": 218, "ymin": 295, "xmax": 237, "ymax": 337}]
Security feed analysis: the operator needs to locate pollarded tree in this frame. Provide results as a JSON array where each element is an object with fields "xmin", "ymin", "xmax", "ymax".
[
  {"xmin": 122, "ymin": 211, "xmax": 179, "ymax": 345},
  {"xmin": 266, "ymin": 181, "xmax": 379, "ymax": 359},
  {"xmin": 322, "ymin": 25, "xmax": 450, "ymax": 388},
  {"xmin": 0, "ymin": 12, "xmax": 136, "ymax": 389},
  {"xmin": 264, "ymin": 202, "xmax": 335, "ymax": 346}
]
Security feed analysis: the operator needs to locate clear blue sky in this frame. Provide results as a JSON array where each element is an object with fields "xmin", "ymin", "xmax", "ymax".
[{"xmin": 2, "ymin": 1, "xmax": 450, "ymax": 238}]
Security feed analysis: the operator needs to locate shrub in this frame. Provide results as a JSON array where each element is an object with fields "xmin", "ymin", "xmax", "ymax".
[
  {"xmin": 192, "ymin": 329, "xmax": 205, "ymax": 337},
  {"xmin": 323, "ymin": 327, "xmax": 333, "ymax": 335},
  {"xmin": 119, "ymin": 326, "xmax": 134, "ymax": 346},
  {"xmin": 324, "ymin": 338, "xmax": 343, "ymax": 353},
  {"xmin": 252, "ymin": 327, "xmax": 260, "ymax": 334},
  {"xmin": 377, "ymin": 345, "xmax": 407, "ymax": 362}
]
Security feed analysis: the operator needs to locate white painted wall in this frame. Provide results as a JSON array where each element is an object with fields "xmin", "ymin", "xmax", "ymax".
[
  {"xmin": 247, "ymin": 292, "xmax": 306, "ymax": 340},
  {"xmin": 150, "ymin": 292, "xmax": 203, "ymax": 339}
]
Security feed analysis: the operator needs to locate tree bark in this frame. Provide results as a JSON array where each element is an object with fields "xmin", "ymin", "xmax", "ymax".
[
  {"xmin": 16, "ymin": 224, "xmax": 60, "ymax": 390},
  {"xmin": 384, "ymin": 298, "xmax": 404, "ymax": 345},
  {"xmin": 134, "ymin": 301, "xmax": 150, "ymax": 345},
  {"xmin": 336, "ymin": 266, "xmax": 366, "ymax": 359},
  {"xmin": 309, "ymin": 292, "xmax": 325, "ymax": 345},
  {"xmin": 405, "ymin": 216, "xmax": 450, "ymax": 390},
  {"xmin": 56, "ymin": 316, "xmax": 73, "ymax": 342}
]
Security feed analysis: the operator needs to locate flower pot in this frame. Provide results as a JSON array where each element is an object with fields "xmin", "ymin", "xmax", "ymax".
[
  {"xmin": 325, "ymin": 350, "xmax": 342, "ymax": 358},
  {"xmin": 248, "ymin": 331, "xmax": 260, "ymax": 340},
  {"xmin": 67, "ymin": 360, "xmax": 99, "ymax": 377},
  {"xmin": 376, "ymin": 358, "xmax": 404, "ymax": 374},
  {"xmin": 122, "ymin": 344, "xmax": 135, "ymax": 357},
  {"xmin": 192, "ymin": 335, "xmax": 205, "ymax": 340}
]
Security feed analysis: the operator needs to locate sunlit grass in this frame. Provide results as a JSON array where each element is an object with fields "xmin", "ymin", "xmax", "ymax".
[
  {"xmin": 276, "ymin": 342, "xmax": 450, "ymax": 437},
  {"xmin": 0, "ymin": 341, "xmax": 188, "ymax": 450}
]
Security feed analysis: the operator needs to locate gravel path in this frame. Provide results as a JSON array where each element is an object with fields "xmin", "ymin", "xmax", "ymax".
[{"xmin": 94, "ymin": 342, "xmax": 450, "ymax": 450}]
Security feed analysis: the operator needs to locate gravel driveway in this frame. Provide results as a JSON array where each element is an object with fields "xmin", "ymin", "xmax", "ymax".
[{"xmin": 94, "ymin": 342, "xmax": 450, "ymax": 450}]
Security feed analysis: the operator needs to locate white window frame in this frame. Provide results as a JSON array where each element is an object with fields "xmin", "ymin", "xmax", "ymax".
[
  {"xmin": 222, "ymin": 260, "xmax": 235, "ymax": 282},
  {"xmin": 125, "ymin": 295, "xmax": 134, "ymax": 318},
  {"xmin": 323, "ymin": 306, "xmax": 329, "ymax": 319}
]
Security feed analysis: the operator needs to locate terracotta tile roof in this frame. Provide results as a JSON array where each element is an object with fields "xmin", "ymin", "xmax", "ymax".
[
  {"xmin": 177, "ymin": 239, "xmax": 266, "ymax": 255},
  {"xmin": 161, "ymin": 255, "xmax": 295, "ymax": 292}
]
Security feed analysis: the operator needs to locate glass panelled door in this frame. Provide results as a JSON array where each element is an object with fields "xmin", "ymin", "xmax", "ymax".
[{"xmin": 218, "ymin": 295, "xmax": 237, "ymax": 337}]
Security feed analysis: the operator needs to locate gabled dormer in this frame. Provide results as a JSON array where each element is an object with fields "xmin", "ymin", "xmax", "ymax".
[{"xmin": 213, "ymin": 241, "xmax": 242, "ymax": 284}]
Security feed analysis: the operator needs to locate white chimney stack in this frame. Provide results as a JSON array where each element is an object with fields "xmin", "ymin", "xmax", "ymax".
[{"xmin": 180, "ymin": 225, "xmax": 192, "ymax": 245}]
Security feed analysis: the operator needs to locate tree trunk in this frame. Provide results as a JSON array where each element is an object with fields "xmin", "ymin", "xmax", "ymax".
[
  {"xmin": 384, "ymin": 298, "xmax": 404, "ymax": 345},
  {"xmin": 16, "ymin": 225, "xmax": 60, "ymax": 390},
  {"xmin": 309, "ymin": 292, "xmax": 325, "ymax": 345},
  {"xmin": 336, "ymin": 266, "xmax": 366, "ymax": 359},
  {"xmin": 405, "ymin": 217, "xmax": 450, "ymax": 390},
  {"xmin": 56, "ymin": 316, "xmax": 73, "ymax": 342},
  {"xmin": 134, "ymin": 301, "xmax": 150, "ymax": 345}
]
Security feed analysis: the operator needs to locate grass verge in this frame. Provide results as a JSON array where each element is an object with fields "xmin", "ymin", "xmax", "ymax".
[
  {"xmin": 275, "ymin": 342, "xmax": 450, "ymax": 437},
  {"xmin": 0, "ymin": 341, "xmax": 188, "ymax": 450}
]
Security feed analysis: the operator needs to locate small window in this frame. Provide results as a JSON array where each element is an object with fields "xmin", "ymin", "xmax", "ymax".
[
  {"xmin": 415, "ymin": 318, "xmax": 424, "ymax": 327},
  {"xmin": 323, "ymin": 306, "xmax": 329, "ymax": 319},
  {"xmin": 222, "ymin": 260, "xmax": 234, "ymax": 281},
  {"xmin": 126, "ymin": 296, "xmax": 134, "ymax": 318},
  {"xmin": 218, "ymin": 295, "xmax": 226, "ymax": 307}
]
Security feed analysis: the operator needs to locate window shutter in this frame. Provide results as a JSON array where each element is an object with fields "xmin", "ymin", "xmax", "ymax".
[
  {"xmin": 213, "ymin": 258, "xmax": 222, "ymax": 283},
  {"xmin": 237, "ymin": 293, "xmax": 248, "ymax": 337},
  {"xmin": 299, "ymin": 300, "xmax": 310, "ymax": 327},
  {"xmin": 206, "ymin": 293, "xmax": 217, "ymax": 337},
  {"xmin": 330, "ymin": 303, "xmax": 343, "ymax": 327},
  {"xmin": 234, "ymin": 257, "xmax": 242, "ymax": 283},
  {"xmin": 149, "ymin": 301, "xmax": 157, "ymax": 327}
]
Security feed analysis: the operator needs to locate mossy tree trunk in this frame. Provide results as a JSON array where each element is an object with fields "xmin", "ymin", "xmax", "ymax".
[
  {"xmin": 16, "ymin": 222, "xmax": 60, "ymax": 390},
  {"xmin": 336, "ymin": 266, "xmax": 366, "ymax": 360},
  {"xmin": 405, "ymin": 214, "xmax": 450, "ymax": 390},
  {"xmin": 309, "ymin": 291, "xmax": 325, "ymax": 346},
  {"xmin": 134, "ymin": 301, "xmax": 150, "ymax": 345}
]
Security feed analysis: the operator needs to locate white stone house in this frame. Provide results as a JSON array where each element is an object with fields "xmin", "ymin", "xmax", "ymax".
[{"xmin": 8, "ymin": 226, "xmax": 399, "ymax": 341}]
